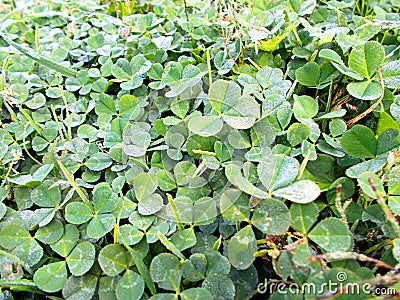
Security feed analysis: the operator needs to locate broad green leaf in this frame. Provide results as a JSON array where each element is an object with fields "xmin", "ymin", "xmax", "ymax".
[
  {"xmin": 98, "ymin": 244, "xmax": 131, "ymax": 276},
  {"xmin": 308, "ymin": 218, "xmax": 352, "ymax": 252},
  {"xmin": 251, "ymin": 199, "xmax": 291, "ymax": 235},
  {"xmin": 357, "ymin": 172, "xmax": 385, "ymax": 199},
  {"xmin": 157, "ymin": 170, "xmax": 176, "ymax": 191},
  {"xmin": 95, "ymin": 93, "xmax": 116, "ymax": 115},
  {"xmin": 377, "ymin": 129, "xmax": 399, "ymax": 155},
  {"xmin": 99, "ymin": 276, "xmax": 119, "ymax": 300},
  {"xmin": 295, "ymin": 62, "xmax": 320, "ymax": 87},
  {"xmin": 66, "ymin": 241, "xmax": 95, "ymax": 276},
  {"xmin": 34, "ymin": 261, "xmax": 67, "ymax": 293},
  {"xmin": 204, "ymin": 250, "xmax": 231, "ymax": 276},
  {"xmin": 180, "ymin": 288, "xmax": 213, "ymax": 300},
  {"xmin": 170, "ymin": 228, "xmax": 197, "ymax": 251},
  {"xmin": 259, "ymin": 154, "xmax": 300, "ymax": 191},
  {"xmin": 87, "ymin": 214, "xmax": 116, "ymax": 239},
  {"xmin": 150, "ymin": 253, "xmax": 182, "ymax": 291},
  {"xmin": 293, "ymin": 95, "xmax": 318, "ymax": 119},
  {"xmin": 116, "ymin": 270, "xmax": 144, "ymax": 300},
  {"xmin": 65, "ymin": 202, "xmax": 93, "ymax": 224},
  {"xmin": 85, "ymin": 153, "xmax": 113, "ymax": 171},
  {"xmin": 202, "ymin": 274, "xmax": 235, "ymax": 300},
  {"xmin": 319, "ymin": 49, "xmax": 364, "ymax": 80},
  {"xmin": 348, "ymin": 41, "xmax": 385, "ymax": 79},
  {"xmin": 193, "ymin": 197, "xmax": 217, "ymax": 225},
  {"xmin": 228, "ymin": 225, "xmax": 256, "ymax": 269},
  {"xmin": 222, "ymin": 94, "xmax": 260, "ymax": 130},
  {"xmin": 287, "ymin": 123, "xmax": 310, "ymax": 146},
  {"xmin": 0, "ymin": 222, "xmax": 43, "ymax": 266},
  {"xmin": 8, "ymin": 164, "xmax": 54, "ymax": 187},
  {"xmin": 31, "ymin": 182, "xmax": 61, "ymax": 207},
  {"xmin": 381, "ymin": 60, "xmax": 400, "ymax": 89},
  {"xmin": 0, "ymin": 223, "xmax": 33, "ymax": 250},
  {"xmin": 290, "ymin": 202, "xmax": 319, "ymax": 233},
  {"xmin": 340, "ymin": 125, "xmax": 377, "ymax": 158},
  {"xmin": 138, "ymin": 193, "xmax": 163, "ymax": 216},
  {"xmin": 133, "ymin": 173, "xmax": 158, "ymax": 201},
  {"xmin": 182, "ymin": 253, "xmax": 207, "ymax": 281},
  {"xmin": 208, "ymin": 79, "xmax": 241, "ymax": 114},
  {"xmin": 62, "ymin": 274, "xmax": 97, "ymax": 300},
  {"xmin": 225, "ymin": 164, "xmax": 269, "ymax": 198},
  {"xmin": 118, "ymin": 224, "xmax": 144, "ymax": 245},
  {"xmin": 188, "ymin": 115, "xmax": 223, "ymax": 137},
  {"xmin": 34, "ymin": 219, "xmax": 64, "ymax": 244},
  {"xmin": 162, "ymin": 62, "xmax": 182, "ymax": 85},
  {"xmin": 377, "ymin": 112, "xmax": 399, "ymax": 136},
  {"xmin": 220, "ymin": 189, "xmax": 250, "ymax": 222},
  {"xmin": 345, "ymin": 155, "xmax": 387, "ymax": 178},
  {"xmin": 93, "ymin": 183, "xmax": 118, "ymax": 214},
  {"xmin": 273, "ymin": 180, "xmax": 320, "ymax": 203},
  {"xmin": 50, "ymin": 224, "xmax": 79, "ymax": 257},
  {"xmin": 329, "ymin": 118, "xmax": 347, "ymax": 137},
  {"xmin": 347, "ymin": 81, "xmax": 382, "ymax": 100}
]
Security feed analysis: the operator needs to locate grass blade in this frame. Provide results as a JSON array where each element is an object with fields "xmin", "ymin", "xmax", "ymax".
[{"xmin": 0, "ymin": 32, "xmax": 77, "ymax": 78}]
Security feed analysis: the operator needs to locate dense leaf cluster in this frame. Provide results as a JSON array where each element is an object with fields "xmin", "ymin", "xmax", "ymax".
[{"xmin": 0, "ymin": 0, "xmax": 400, "ymax": 299}]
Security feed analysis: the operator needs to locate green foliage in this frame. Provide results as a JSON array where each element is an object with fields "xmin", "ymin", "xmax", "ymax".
[{"xmin": 0, "ymin": 0, "xmax": 400, "ymax": 299}]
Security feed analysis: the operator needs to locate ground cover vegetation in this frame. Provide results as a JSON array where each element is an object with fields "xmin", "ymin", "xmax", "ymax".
[{"xmin": 0, "ymin": 0, "xmax": 400, "ymax": 299}]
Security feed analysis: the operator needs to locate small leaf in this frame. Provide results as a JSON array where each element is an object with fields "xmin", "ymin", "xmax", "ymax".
[
  {"xmin": 293, "ymin": 95, "xmax": 318, "ymax": 119},
  {"xmin": 181, "ymin": 288, "xmax": 213, "ymax": 300},
  {"xmin": 116, "ymin": 270, "xmax": 144, "ymax": 300},
  {"xmin": 308, "ymin": 218, "xmax": 352, "ymax": 252},
  {"xmin": 290, "ymin": 202, "xmax": 319, "ymax": 233},
  {"xmin": 347, "ymin": 81, "xmax": 382, "ymax": 100},
  {"xmin": 228, "ymin": 225, "xmax": 256, "ymax": 270},
  {"xmin": 208, "ymin": 80, "xmax": 241, "ymax": 114},
  {"xmin": 381, "ymin": 60, "xmax": 400, "ymax": 89},
  {"xmin": 34, "ymin": 219, "xmax": 64, "ymax": 244},
  {"xmin": 273, "ymin": 180, "xmax": 320, "ymax": 203},
  {"xmin": 340, "ymin": 125, "xmax": 377, "ymax": 158},
  {"xmin": 31, "ymin": 182, "xmax": 61, "ymax": 208},
  {"xmin": 62, "ymin": 274, "xmax": 97, "ymax": 300},
  {"xmin": 202, "ymin": 274, "xmax": 235, "ymax": 300},
  {"xmin": 118, "ymin": 224, "xmax": 144, "ymax": 245},
  {"xmin": 93, "ymin": 183, "xmax": 118, "ymax": 214},
  {"xmin": 138, "ymin": 193, "xmax": 163, "ymax": 216},
  {"xmin": 34, "ymin": 261, "xmax": 67, "ymax": 293},
  {"xmin": 188, "ymin": 116, "xmax": 223, "ymax": 137},
  {"xmin": 50, "ymin": 224, "xmax": 79, "ymax": 257},
  {"xmin": 170, "ymin": 228, "xmax": 197, "ymax": 251},
  {"xmin": 220, "ymin": 189, "xmax": 250, "ymax": 222},
  {"xmin": 98, "ymin": 244, "xmax": 131, "ymax": 276},
  {"xmin": 65, "ymin": 202, "xmax": 93, "ymax": 225},
  {"xmin": 66, "ymin": 241, "xmax": 95, "ymax": 276},
  {"xmin": 133, "ymin": 173, "xmax": 158, "ymax": 201},
  {"xmin": 193, "ymin": 197, "xmax": 217, "ymax": 225},
  {"xmin": 251, "ymin": 199, "xmax": 291, "ymax": 235},
  {"xmin": 287, "ymin": 123, "xmax": 310, "ymax": 146},
  {"xmin": 150, "ymin": 253, "xmax": 182, "ymax": 291},
  {"xmin": 295, "ymin": 62, "xmax": 320, "ymax": 87},
  {"xmin": 222, "ymin": 94, "xmax": 260, "ymax": 130},
  {"xmin": 348, "ymin": 41, "xmax": 385, "ymax": 79},
  {"xmin": 87, "ymin": 214, "xmax": 116, "ymax": 239},
  {"xmin": 85, "ymin": 153, "xmax": 113, "ymax": 171},
  {"xmin": 357, "ymin": 172, "xmax": 385, "ymax": 199}
]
